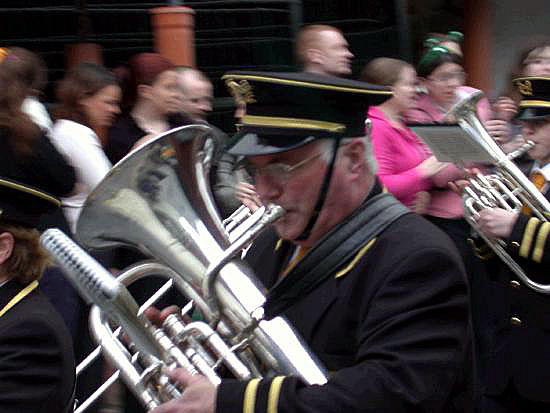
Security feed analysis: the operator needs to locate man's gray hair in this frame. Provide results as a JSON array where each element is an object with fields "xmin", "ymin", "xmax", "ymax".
[{"xmin": 318, "ymin": 133, "xmax": 378, "ymax": 174}]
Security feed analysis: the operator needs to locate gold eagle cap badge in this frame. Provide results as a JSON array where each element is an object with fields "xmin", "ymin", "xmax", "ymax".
[
  {"xmin": 226, "ymin": 79, "xmax": 256, "ymax": 104},
  {"xmin": 516, "ymin": 79, "xmax": 533, "ymax": 96}
]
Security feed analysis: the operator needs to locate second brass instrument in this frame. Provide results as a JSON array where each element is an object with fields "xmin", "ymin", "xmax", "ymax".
[{"xmin": 450, "ymin": 91, "xmax": 550, "ymax": 294}]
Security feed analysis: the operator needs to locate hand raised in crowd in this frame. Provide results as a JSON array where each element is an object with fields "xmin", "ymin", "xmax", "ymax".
[
  {"xmin": 493, "ymin": 96, "xmax": 518, "ymax": 122},
  {"xmin": 416, "ymin": 155, "xmax": 448, "ymax": 178},
  {"xmin": 484, "ymin": 119, "xmax": 512, "ymax": 145},
  {"xmin": 150, "ymin": 369, "xmax": 216, "ymax": 413},
  {"xmin": 476, "ymin": 208, "xmax": 519, "ymax": 239},
  {"xmin": 235, "ymin": 181, "xmax": 262, "ymax": 212}
]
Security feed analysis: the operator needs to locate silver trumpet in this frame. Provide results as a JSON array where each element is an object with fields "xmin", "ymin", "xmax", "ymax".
[
  {"xmin": 45, "ymin": 125, "xmax": 327, "ymax": 412},
  {"xmin": 450, "ymin": 91, "xmax": 550, "ymax": 294}
]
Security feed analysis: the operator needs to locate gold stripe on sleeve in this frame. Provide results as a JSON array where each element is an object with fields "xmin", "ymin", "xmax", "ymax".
[
  {"xmin": 519, "ymin": 218, "xmax": 539, "ymax": 259},
  {"xmin": 243, "ymin": 378, "xmax": 262, "ymax": 413},
  {"xmin": 533, "ymin": 222, "xmax": 550, "ymax": 263},
  {"xmin": 267, "ymin": 376, "xmax": 286, "ymax": 413}
]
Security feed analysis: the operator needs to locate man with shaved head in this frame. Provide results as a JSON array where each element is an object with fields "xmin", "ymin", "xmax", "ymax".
[{"xmin": 295, "ymin": 24, "xmax": 354, "ymax": 76}]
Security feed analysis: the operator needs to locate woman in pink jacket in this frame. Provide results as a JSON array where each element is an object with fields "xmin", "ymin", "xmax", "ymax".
[{"xmin": 361, "ymin": 57, "xmax": 465, "ymax": 216}]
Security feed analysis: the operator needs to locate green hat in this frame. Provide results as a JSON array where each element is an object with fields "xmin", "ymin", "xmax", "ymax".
[
  {"xmin": 514, "ymin": 76, "xmax": 550, "ymax": 120},
  {"xmin": 223, "ymin": 71, "xmax": 391, "ymax": 155},
  {"xmin": 0, "ymin": 177, "xmax": 60, "ymax": 227}
]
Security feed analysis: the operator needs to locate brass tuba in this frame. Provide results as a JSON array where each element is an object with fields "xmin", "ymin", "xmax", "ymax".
[
  {"xmin": 450, "ymin": 91, "xmax": 550, "ymax": 294},
  {"xmin": 45, "ymin": 125, "xmax": 328, "ymax": 412}
]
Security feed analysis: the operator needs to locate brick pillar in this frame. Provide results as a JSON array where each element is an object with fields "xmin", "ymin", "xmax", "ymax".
[
  {"xmin": 64, "ymin": 42, "xmax": 103, "ymax": 69},
  {"xmin": 463, "ymin": 0, "xmax": 492, "ymax": 93},
  {"xmin": 150, "ymin": 6, "xmax": 196, "ymax": 67}
]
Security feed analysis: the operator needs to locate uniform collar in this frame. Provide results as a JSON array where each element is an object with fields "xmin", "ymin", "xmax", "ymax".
[{"xmin": 531, "ymin": 162, "xmax": 550, "ymax": 181}]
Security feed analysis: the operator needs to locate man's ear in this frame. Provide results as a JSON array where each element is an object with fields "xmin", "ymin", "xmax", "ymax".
[
  {"xmin": 306, "ymin": 48, "xmax": 323, "ymax": 65},
  {"xmin": 0, "ymin": 232, "xmax": 14, "ymax": 266},
  {"xmin": 343, "ymin": 139, "xmax": 366, "ymax": 174}
]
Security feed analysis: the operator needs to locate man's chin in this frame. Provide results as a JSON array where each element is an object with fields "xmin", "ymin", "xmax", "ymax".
[{"xmin": 273, "ymin": 219, "xmax": 304, "ymax": 242}]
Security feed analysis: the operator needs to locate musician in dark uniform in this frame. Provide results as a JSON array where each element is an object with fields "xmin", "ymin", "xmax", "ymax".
[
  {"xmin": 152, "ymin": 72, "xmax": 473, "ymax": 413},
  {"xmin": 474, "ymin": 77, "xmax": 550, "ymax": 412},
  {"xmin": 0, "ymin": 177, "xmax": 75, "ymax": 413}
]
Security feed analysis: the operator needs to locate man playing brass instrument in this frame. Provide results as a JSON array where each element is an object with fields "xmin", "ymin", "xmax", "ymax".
[
  {"xmin": 474, "ymin": 77, "xmax": 550, "ymax": 412},
  {"xmin": 152, "ymin": 72, "xmax": 473, "ymax": 413}
]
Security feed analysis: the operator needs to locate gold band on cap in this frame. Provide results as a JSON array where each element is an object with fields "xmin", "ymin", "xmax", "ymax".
[
  {"xmin": 519, "ymin": 100, "xmax": 550, "ymax": 108},
  {"xmin": 222, "ymin": 74, "xmax": 393, "ymax": 96},
  {"xmin": 242, "ymin": 115, "xmax": 346, "ymax": 133},
  {"xmin": 0, "ymin": 178, "xmax": 61, "ymax": 206}
]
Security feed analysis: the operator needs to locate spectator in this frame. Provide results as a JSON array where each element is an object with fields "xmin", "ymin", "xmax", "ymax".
[
  {"xmin": 105, "ymin": 53, "xmax": 185, "ymax": 164},
  {"xmin": 50, "ymin": 62, "xmax": 121, "ymax": 234},
  {"xmin": 361, "ymin": 57, "xmax": 462, "ymax": 215},
  {"xmin": 0, "ymin": 47, "xmax": 80, "ymax": 338},
  {"xmin": 295, "ymin": 24, "xmax": 354, "ymax": 76},
  {"xmin": 407, "ymin": 45, "xmax": 492, "ymax": 124}
]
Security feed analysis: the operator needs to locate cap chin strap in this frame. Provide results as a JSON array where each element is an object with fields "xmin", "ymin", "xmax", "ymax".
[{"xmin": 294, "ymin": 139, "xmax": 340, "ymax": 241}]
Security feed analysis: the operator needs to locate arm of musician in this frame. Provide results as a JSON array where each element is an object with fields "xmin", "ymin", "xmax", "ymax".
[
  {"xmin": 484, "ymin": 119, "xmax": 512, "ymax": 146},
  {"xmin": 506, "ymin": 213, "xmax": 550, "ymax": 266},
  {"xmin": 215, "ymin": 246, "xmax": 468, "ymax": 412},
  {"xmin": 477, "ymin": 208, "xmax": 519, "ymax": 239},
  {"xmin": 150, "ymin": 370, "xmax": 217, "ymax": 413}
]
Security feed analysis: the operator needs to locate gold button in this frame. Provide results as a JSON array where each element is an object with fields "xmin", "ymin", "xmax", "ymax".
[
  {"xmin": 510, "ymin": 316, "xmax": 522, "ymax": 326},
  {"xmin": 511, "ymin": 241, "xmax": 520, "ymax": 248},
  {"xmin": 509, "ymin": 280, "xmax": 521, "ymax": 289}
]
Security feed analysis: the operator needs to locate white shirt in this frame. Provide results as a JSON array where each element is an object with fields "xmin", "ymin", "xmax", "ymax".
[
  {"xmin": 49, "ymin": 120, "xmax": 112, "ymax": 233},
  {"xmin": 21, "ymin": 96, "xmax": 53, "ymax": 133}
]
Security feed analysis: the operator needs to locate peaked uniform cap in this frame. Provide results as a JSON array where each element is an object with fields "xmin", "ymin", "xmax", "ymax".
[
  {"xmin": 514, "ymin": 76, "xmax": 550, "ymax": 120},
  {"xmin": 223, "ymin": 71, "xmax": 392, "ymax": 155},
  {"xmin": 0, "ymin": 177, "xmax": 60, "ymax": 227}
]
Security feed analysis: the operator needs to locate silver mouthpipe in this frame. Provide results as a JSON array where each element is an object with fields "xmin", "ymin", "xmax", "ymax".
[{"xmin": 40, "ymin": 229, "xmax": 166, "ymax": 361}]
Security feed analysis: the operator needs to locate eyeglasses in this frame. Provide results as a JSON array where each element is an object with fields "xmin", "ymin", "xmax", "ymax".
[
  {"xmin": 244, "ymin": 149, "xmax": 327, "ymax": 184},
  {"xmin": 428, "ymin": 71, "xmax": 467, "ymax": 83},
  {"xmin": 524, "ymin": 57, "xmax": 550, "ymax": 66}
]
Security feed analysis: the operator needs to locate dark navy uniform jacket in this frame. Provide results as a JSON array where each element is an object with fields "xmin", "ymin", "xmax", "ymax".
[
  {"xmin": 482, "ymin": 165, "xmax": 550, "ymax": 402},
  {"xmin": 0, "ymin": 280, "xmax": 75, "ymax": 413},
  {"xmin": 216, "ymin": 186, "xmax": 473, "ymax": 412}
]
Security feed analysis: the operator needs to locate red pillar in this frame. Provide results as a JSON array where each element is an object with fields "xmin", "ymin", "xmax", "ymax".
[
  {"xmin": 64, "ymin": 42, "xmax": 103, "ymax": 69},
  {"xmin": 463, "ymin": 0, "xmax": 492, "ymax": 93},
  {"xmin": 150, "ymin": 6, "xmax": 196, "ymax": 67}
]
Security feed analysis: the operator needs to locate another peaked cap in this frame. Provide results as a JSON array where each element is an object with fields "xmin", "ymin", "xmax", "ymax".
[
  {"xmin": 514, "ymin": 76, "xmax": 550, "ymax": 120},
  {"xmin": 0, "ymin": 177, "xmax": 60, "ymax": 228}
]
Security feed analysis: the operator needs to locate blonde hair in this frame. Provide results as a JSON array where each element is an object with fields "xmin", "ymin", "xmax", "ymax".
[{"xmin": 0, "ymin": 223, "xmax": 50, "ymax": 284}]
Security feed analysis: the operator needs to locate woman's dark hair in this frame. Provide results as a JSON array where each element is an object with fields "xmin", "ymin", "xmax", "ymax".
[
  {"xmin": 55, "ymin": 62, "xmax": 118, "ymax": 126},
  {"xmin": 0, "ymin": 49, "xmax": 42, "ymax": 156},
  {"xmin": 416, "ymin": 46, "xmax": 463, "ymax": 78},
  {"xmin": 114, "ymin": 52, "xmax": 175, "ymax": 113},
  {"xmin": 361, "ymin": 58, "xmax": 412, "ymax": 86},
  {"xmin": 6, "ymin": 47, "xmax": 48, "ymax": 95}
]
